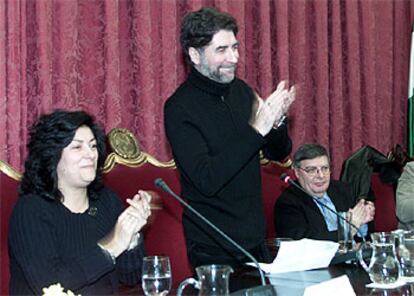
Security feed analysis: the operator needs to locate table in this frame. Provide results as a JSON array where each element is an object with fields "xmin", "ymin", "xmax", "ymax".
[
  {"xmin": 120, "ymin": 263, "xmax": 414, "ymax": 295},
  {"xmin": 121, "ymin": 241, "xmax": 414, "ymax": 296},
  {"xmin": 258, "ymin": 240, "xmax": 414, "ymax": 295},
  {"xmin": 260, "ymin": 263, "xmax": 413, "ymax": 296}
]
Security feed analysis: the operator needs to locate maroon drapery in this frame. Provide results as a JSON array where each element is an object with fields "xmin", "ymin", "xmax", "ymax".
[{"xmin": 1, "ymin": 0, "xmax": 414, "ymax": 177}]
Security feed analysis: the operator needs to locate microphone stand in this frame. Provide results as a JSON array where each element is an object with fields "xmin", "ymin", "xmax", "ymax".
[{"xmin": 154, "ymin": 178, "xmax": 276, "ymax": 296}]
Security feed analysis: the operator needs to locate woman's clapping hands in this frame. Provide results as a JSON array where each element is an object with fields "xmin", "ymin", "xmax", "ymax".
[{"xmin": 98, "ymin": 190, "xmax": 152, "ymax": 258}]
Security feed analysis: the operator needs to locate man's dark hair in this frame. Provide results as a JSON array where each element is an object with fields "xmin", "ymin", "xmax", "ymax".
[
  {"xmin": 180, "ymin": 7, "xmax": 238, "ymax": 64},
  {"xmin": 293, "ymin": 144, "xmax": 330, "ymax": 168},
  {"xmin": 20, "ymin": 110, "xmax": 106, "ymax": 201}
]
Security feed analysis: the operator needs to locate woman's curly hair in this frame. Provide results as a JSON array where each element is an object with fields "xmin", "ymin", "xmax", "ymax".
[{"xmin": 20, "ymin": 110, "xmax": 106, "ymax": 201}]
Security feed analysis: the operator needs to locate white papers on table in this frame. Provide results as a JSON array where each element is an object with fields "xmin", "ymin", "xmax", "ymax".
[
  {"xmin": 267, "ymin": 270, "xmax": 332, "ymax": 296},
  {"xmin": 304, "ymin": 275, "xmax": 356, "ymax": 296},
  {"xmin": 267, "ymin": 269, "xmax": 355, "ymax": 296},
  {"xmin": 249, "ymin": 238, "xmax": 339, "ymax": 274}
]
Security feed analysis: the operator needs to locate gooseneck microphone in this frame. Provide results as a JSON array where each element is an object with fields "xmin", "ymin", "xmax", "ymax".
[
  {"xmin": 154, "ymin": 178, "xmax": 271, "ymax": 290},
  {"xmin": 279, "ymin": 173, "xmax": 366, "ymax": 242}
]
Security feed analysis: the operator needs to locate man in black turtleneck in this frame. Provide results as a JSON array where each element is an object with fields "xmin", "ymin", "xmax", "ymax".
[{"xmin": 164, "ymin": 7, "xmax": 296, "ymax": 269}]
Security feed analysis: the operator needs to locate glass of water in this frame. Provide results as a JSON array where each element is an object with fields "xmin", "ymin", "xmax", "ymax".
[
  {"xmin": 337, "ymin": 211, "xmax": 353, "ymax": 253},
  {"xmin": 142, "ymin": 256, "xmax": 172, "ymax": 296}
]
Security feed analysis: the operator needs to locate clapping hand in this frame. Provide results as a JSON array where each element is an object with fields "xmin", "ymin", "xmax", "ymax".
[
  {"xmin": 363, "ymin": 200, "xmax": 375, "ymax": 222},
  {"xmin": 125, "ymin": 190, "xmax": 152, "ymax": 234},
  {"xmin": 98, "ymin": 190, "xmax": 152, "ymax": 258},
  {"xmin": 249, "ymin": 81, "xmax": 296, "ymax": 136},
  {"xmin": 349, "ymin": 199, "xmax": 375, "ymax": 229}
]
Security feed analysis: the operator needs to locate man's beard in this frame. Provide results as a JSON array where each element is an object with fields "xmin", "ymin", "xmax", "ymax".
[{"xmin": 199, "ymin": 62, "xmax": 237, "ymax": 84}]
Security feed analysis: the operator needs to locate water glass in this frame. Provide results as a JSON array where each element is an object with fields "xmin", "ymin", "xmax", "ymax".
[
  {"xmin": 142, "ymin": 256, "xmax": 172, "ymax": 296},
  {"xmin": 337, "ymin": 211, "xmax": 352, "ymax": 253}
]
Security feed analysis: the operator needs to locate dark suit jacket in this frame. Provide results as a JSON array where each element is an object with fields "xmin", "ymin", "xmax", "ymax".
[{"xmin": 274, "ymin": 180, "xmax": 356, "ymax": 241}]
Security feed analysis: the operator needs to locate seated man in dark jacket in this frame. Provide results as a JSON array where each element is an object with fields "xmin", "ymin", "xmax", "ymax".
[{"xmin": 274, "ymin": 144, "xmax": 375, "ymax": 241}]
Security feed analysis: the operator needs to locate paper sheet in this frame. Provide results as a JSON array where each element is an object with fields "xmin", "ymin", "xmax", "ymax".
[
  {"xmin": 249, "ymin": 238, "xmax": 339, "ymax": 274},
  {"xmin": 304, "ymin": 275, "xmax": 356, "ymax": 296}
]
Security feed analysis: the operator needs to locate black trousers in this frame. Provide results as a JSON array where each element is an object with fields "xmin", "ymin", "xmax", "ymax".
[{"xmin": 186, "ymin": 239, "xmax": 273, "ymax": 270}]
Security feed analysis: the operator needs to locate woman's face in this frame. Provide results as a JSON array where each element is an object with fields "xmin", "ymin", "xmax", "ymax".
[{"xmin": 56, "ymin": 125, "xmax": 98, "ymax": 191}]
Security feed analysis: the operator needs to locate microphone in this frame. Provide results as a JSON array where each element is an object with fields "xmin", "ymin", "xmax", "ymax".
[
  {"xmin": 279, "ymin": 173, "xmax": 366, "ymax": 242},
  {"xmin": 154, "ymin": 178, "xmax": 276, "ymax": 295}
]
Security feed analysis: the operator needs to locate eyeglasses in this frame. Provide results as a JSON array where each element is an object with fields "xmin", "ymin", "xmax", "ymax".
[{"xmin": 298, "ymin": 166, "xmax": 330, "ymax": 176}]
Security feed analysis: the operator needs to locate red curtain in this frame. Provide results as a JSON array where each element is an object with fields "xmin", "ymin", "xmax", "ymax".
[{"xmin": 1, "ymin": 0, "xmax": 413, "ymax": 177}]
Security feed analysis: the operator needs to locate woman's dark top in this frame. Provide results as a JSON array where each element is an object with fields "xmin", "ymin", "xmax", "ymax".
[{"xmin": 8, "ymin": 187, "xmax": 144, "ymax": 295}]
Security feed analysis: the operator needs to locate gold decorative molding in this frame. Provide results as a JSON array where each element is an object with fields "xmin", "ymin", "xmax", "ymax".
[
  {"xmin": 108, "ymin": 128, "xmax": 141, "ymax": 160},
  {"xmin": 103, "ymin": 128, "xmax": 176, "ymax": 173},
  {"xmin": 260, "ymin": 158, "xmax": 292, "ymax": 168},
  {"xmin": 0, "ymin": 160, "xmax": 22, "ymax": 181},
  {"xmin": 103, "ymin": 151, "xmax": 176, "ymax": 173},
  {"xmin": 259, "ymin": 150, "xmax": 292, "ymax": 168}
]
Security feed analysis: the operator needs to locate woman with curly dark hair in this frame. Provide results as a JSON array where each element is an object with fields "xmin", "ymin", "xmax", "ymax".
[{"xmin": 8, "ymin": 110, "xmax": 151, "ymax": 295}]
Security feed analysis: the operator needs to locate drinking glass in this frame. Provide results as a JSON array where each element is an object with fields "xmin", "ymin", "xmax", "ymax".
[
  {"xmin": 141, "ymin": 256, "xmax": 172, "ymax": 296},
  {"xmin": 337, "ymin": 212, "xmax": 352, "ymax": 253}
]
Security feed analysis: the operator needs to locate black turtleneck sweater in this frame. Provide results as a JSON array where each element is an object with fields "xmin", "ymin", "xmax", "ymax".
[
  {"xmin": 8, "ymin": 188, "xmax": 144, "ymax": 295},
  {"xmin": 164, "ymin": 68, "xmax": 292, "ymax": 252}
]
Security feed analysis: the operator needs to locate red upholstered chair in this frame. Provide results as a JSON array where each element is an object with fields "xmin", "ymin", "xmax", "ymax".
[
  {"xmin": 260, "ymin": 159, "xmax": 292, "ymax": 238},
  {"xmin": 0, "ymin": 160, "xmax": 21, "ymax": 295},
  {"xmin": 371, "ymin": 172, "xmax": 398, "ymax": 232},
  {"xmin": 102, "ymin": 128, "xmax": 192, "ymax": 287}
]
